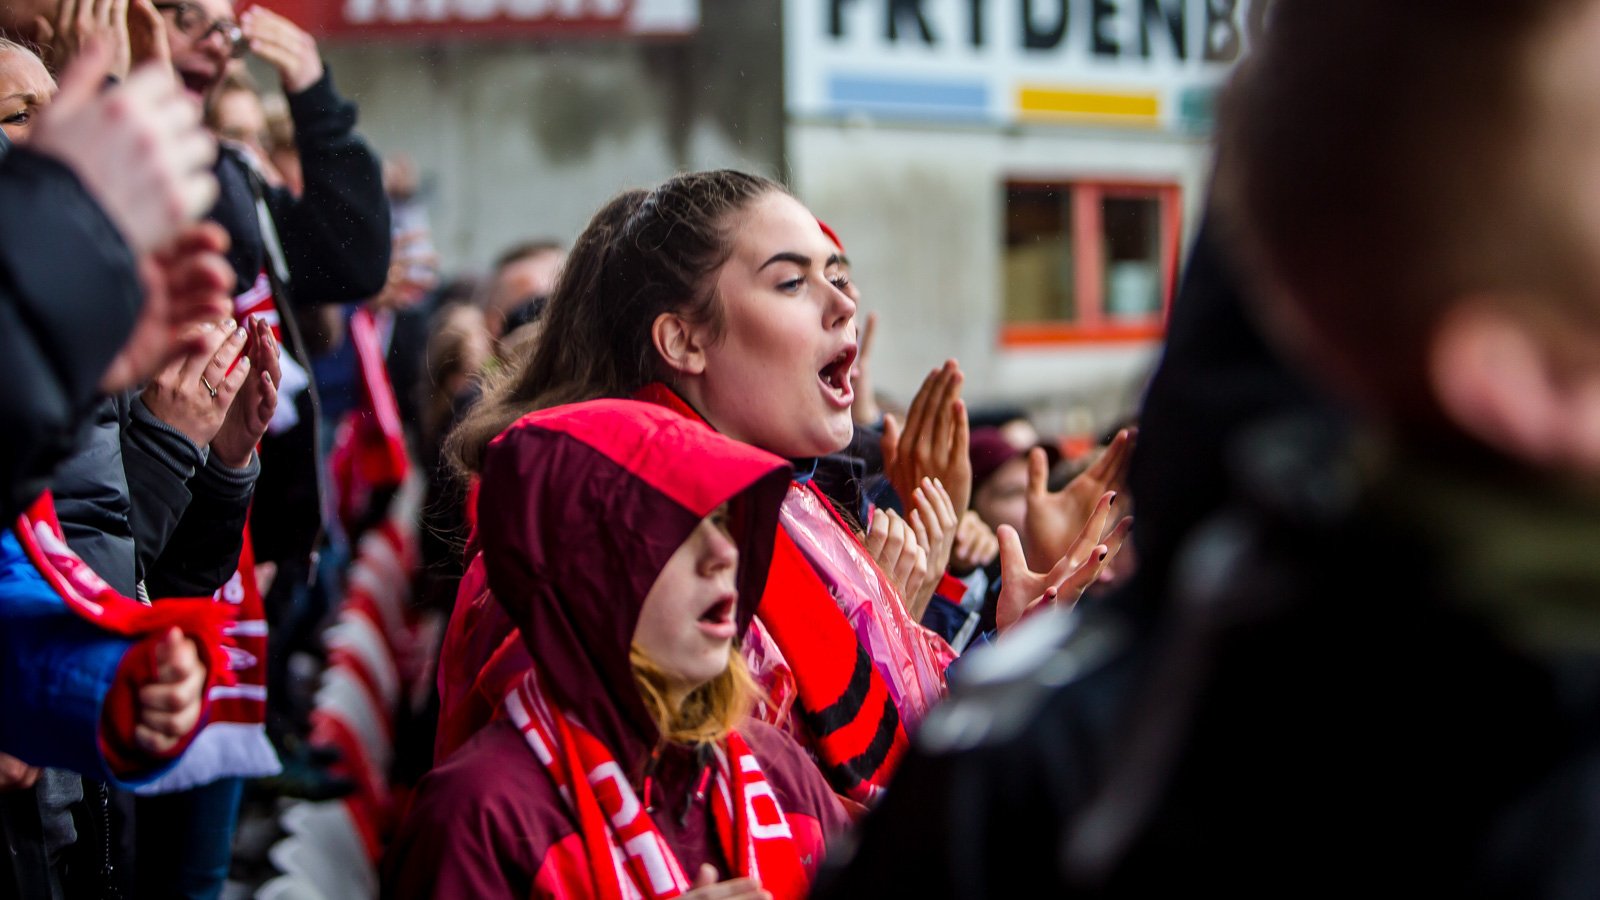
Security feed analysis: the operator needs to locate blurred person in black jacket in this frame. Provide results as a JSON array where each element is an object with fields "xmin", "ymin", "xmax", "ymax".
[
  {"xmin": 0, "ymin": 37, "xmax": 231, "ymax": 899},
  {"xmin": 823, "ymin": 0, "xmax": 1600, "ymax": 895}
]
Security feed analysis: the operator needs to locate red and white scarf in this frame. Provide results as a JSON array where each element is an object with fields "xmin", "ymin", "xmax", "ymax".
[
  {"xmin": 330, "ymin": 306, "xmax": 412, "ymax": 532},
  {"xmin": 14, "ymin": 493, "xmax": 236, "ymax": 766},
  {"xmin": 503, "ymin": 669, "xmax": 809, "ymax": 900},
  {"xmin": 16, "ymin": 494, "xmax": 235, "ymax": 662},
  {"xmin": 134, "ymin": 525, "xmax": 282, "ymax": 794}
]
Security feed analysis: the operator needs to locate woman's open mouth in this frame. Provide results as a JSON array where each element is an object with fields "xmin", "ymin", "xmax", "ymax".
[{"xmin": 818, "ymin": 345, "xmax": 857, "ymax": 408}]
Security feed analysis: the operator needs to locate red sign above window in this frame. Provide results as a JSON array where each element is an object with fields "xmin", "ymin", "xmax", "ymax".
[{"xmin": 254, "ymin": 0, "xmax": 698, "ymax": 40}]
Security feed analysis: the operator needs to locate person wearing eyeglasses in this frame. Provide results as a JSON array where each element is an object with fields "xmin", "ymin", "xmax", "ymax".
[
  {"xmin": 0, "ymin": 2, "xmax": 389, "ymax": 897},
  {"xmin": 150, "ymin": 3, "xmax": 392, "ymax": 900}
]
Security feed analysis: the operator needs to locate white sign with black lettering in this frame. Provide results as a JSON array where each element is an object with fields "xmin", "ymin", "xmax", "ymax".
[{"xmin": 786, "ymin": 0, "xmax": 1261, "ymax": 130}]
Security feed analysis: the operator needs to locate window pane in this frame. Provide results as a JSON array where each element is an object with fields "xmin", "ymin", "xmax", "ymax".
[
  {"xmin": 1003, "ymin": 185, "xmax": 1075, "ymax": 323},
  {"xmin": 1102, "ymin": 195, "xmax": 1162, "ymax": 320}
]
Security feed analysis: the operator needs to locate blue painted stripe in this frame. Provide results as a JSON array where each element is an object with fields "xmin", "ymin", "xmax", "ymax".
[{"xmin": 826, "ymin": 74, "xmax": 991, "ymax": 121}]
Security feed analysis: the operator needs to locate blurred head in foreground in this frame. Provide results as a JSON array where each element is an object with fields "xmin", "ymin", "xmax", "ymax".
[{"xmin": 1217, "ymin": 0, "xmax": 1600, "ymax": 476}]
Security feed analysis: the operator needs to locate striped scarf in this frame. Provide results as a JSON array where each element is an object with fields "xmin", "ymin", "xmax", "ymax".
[{"xmin": 504, "ymin": 668, "xmax": 809, "ymax": 900}]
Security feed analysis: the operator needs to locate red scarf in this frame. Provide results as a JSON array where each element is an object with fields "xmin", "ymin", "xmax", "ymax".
[
  {"xmin": 15, "ymin": 493, "xmax": 236, "ymax": 762},
  {"xmin": 331, "ymin": 307, "xmax": 412, "ymax": 531},
  {"xmin": 504, "ymin": 669, "xmax": 809, "ymax": 900},
  {"xmin": 134, "ymin": 524, "xmax": 282, "ymax": 793},
  {"xmin": 16, "ymin": 494, "xmax": 235, "ymax": 662}
]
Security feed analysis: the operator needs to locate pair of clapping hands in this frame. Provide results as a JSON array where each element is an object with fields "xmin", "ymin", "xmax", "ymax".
[{"xmin": 858, "ymin": 321, "xmax": 1135, "ymax": 633}]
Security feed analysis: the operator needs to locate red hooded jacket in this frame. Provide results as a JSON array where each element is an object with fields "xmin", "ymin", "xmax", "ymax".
[{"xmin": 386, "ymin": 400, "xmax": 848, "ymax": 899}]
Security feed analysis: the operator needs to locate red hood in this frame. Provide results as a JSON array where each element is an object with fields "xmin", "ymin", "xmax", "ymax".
[{"xmin": 476, "ymin": 399, "xmax": 791, "ymax": 764}]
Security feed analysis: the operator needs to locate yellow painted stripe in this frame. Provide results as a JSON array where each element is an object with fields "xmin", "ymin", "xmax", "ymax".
[{"xmin": 1016, "ymin": 86, "xmax": 1161, "ymax": 123}]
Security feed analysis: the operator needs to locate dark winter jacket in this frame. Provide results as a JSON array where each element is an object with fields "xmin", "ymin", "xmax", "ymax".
[
  {"xmin": 0, "ymin": 149, "xmax": 142, "ymax": 523},
  {"xmin": 51, "ymin": 393, "xmax": 255, "ymax": 599},
  {"xmin": 387, "ymin": 400, "xmax": 848, "ymax": 898},
  {"xmin": 210, "ymin": 67, "xmax": 390, "ymax": 569},
  {"xmin": 211, "ymin": 70, "xmax": 390, "ymax": 306},
  {"xmin": 1062, "ymin": 419, "xmax": 1600, "ymax": 897}
]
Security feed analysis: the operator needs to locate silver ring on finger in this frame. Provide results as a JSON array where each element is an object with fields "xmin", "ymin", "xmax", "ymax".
[{"xmin": 201, "ymin": 375, "xmax": 218, "ymax": 398}]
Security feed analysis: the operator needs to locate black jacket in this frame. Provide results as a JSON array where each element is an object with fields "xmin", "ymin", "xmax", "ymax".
[
  {"xmin": 0, "ymin": 148, "xmax": 142, "ymax": 523},
  {"xmin": 211, "ymin": 69, "xmax": 391, "ymax": 306},
  {"xmin": 1054, "ymin": 419, "xmax": 1600, "ymax": 897},
  {"xmin": 209, "ymin": 68, "xmax": 389, "ymax": 569},
  {"xmin": 209, "ymin": 68, "xmax": 390, "ymax": 566},
  {"xmin": 51, "ymin": 392, "xmax": 256, "ymax": 598}
]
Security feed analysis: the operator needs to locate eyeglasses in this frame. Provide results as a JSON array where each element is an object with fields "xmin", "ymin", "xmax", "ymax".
[{"xmin": 153, "ymin": 2, "xmax": 248, "ymax": 59}]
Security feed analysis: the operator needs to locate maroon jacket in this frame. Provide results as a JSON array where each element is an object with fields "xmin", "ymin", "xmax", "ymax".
[{"xmin": 384, "ymin": 400, "xmax": 850, "ymax": 899}]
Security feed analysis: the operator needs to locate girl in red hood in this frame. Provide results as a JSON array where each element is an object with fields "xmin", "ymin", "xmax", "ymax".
[
  {"xmin": 438, "ymin": 171, "xmax": 1119, "ymax": 808},
  {"xmin": 387, "ymin": 399, "xmax": 847, "ymax": 899}
]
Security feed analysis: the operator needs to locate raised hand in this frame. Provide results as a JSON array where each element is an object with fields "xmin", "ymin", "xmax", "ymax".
[
  {"xmin": 950, "ymin": 509, "xmax": 1000, "ymax": 575},
  {"xmin": 134, "ymin": 627, "xmax": 207, "ymax": 755},
  {"xmin": 211, "ymin": 317, "xmax": 280, "ymax": 467},
  {"xmin": 881, "ymin": 359, "xmax": 972, "ymax": 516},
  {"xmin": 864, "ymin": 506, "xmax": 928, "ymax": 614},
  {"xmin": 127, "ymin": 0, "xmax": 172, "ymax": 69},
  {"xmin": 140, "ymin": 316, "xmax": 250, "ymax": 448},
  {"xmin": 996, "ymin": 491, "xmax": 1132, "ymax": 633},
  {"xmin": 36, "ymin": 0, "xmax": 133, "ymax": 79},
  {"xmin": 1023, "ymin": 427, "xmax": 1135, "ymax": 570},
  {"xmin": 905, "ymin": 476, "xmax": 959, "ymax": 620},
  {"xmin": 28, "ymin": 42, "xmax": 218, "ymax": 256},
  {"xmin": 100, "ymin": 222, "xmax": 235, "ymax": 393},
  {"xmin": 683, "ymin": 863, "xmax": 772, "ymax": 900},
  {"xmin": 240, "ymin": 6, "xmax": 323, "ymax": 93}
]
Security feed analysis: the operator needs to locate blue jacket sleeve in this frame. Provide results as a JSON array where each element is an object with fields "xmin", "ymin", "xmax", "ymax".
[{"xmin": 0, "ymin": 531, "xmax": 166, "ymax": 786}]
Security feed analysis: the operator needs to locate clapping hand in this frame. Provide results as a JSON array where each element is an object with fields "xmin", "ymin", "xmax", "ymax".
[
  {"xmin": 864, "ymin": 506, "xmax": 928, "ymax": 614},
  {"xmin": 29, "ymin": 41, "xmax": 218, "ymax": 258},
  {"xmin": 211, "ymin": 317, "xmax": 280, "ymax": 467},
  {"xmin": 1023, "ymin": 428, "xmax": 1134, "ymax": 570},
  {"xmin": 996, "ymin": 491, "xmax": 1132, "ymax": 632},
  {"xmin": 881, "ymin": 360, "xmax": 972, "ymax": 517},
  {"xmin": 904, "ymin": 477, "xmax": 959, "ymax": 620},
  {"xmin": 140, "ymin": 316, "xmax": 250, "ymax": 448},
  {"xmin": 949, "ymin": 509, "xmax": 999, "ymax": 575}
]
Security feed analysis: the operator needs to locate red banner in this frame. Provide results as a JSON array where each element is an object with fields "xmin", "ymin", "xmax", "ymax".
[{"xmin": 253, "ymin": 0, "xmax": 698, "ymax": 40}]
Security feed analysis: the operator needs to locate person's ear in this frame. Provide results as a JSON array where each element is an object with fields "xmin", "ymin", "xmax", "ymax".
[
  {"xmin": 1428, "ymin": 300, "xmax": 1594, "ymax": 469},
  {"xmin": 652, "ymin": 311, "xmax": 707, "ymax": 377}
]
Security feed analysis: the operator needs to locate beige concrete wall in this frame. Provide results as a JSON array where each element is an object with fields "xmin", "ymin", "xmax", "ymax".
[
  {"xmin": 789, "ymin": 118, "xmax": 1213, "ymax": 428},
  {"xmin": 312, "ymin": 0, "xmax": 785, "ymax": 271}
]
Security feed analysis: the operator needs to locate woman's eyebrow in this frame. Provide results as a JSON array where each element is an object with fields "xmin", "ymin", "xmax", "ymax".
[
  {"xmin": 759, "ymin": 251, "xmax": 844, "ymax": 271},
  {"xmin": 759, "ymin": 251, "xmax": 811, "ymax": 271}
]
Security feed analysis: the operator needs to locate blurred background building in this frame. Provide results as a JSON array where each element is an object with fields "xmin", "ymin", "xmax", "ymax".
[{"xmin": 265, "ymin": 0, "xmax": 1258, "ymax": 431}]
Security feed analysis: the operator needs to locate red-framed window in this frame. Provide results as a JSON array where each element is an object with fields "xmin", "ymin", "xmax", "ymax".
[{"xmin": 1000, "ymin": 179, "xmax": 1182, "ymax": 347}]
